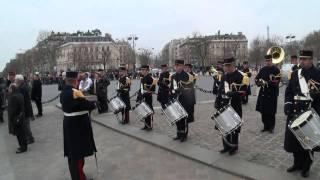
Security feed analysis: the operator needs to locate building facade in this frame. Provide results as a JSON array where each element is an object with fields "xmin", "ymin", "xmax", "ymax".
[{"xmin": 56, "ymin": 41, "xmax": 120, "ymax": 72}]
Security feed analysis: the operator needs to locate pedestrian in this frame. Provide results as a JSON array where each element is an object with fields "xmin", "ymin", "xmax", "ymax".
[
  {"xmin": 79, "ymin": 72, "xmax": 93, "ymax": 95},
  {"xmin": 0, "ymin": 77, "xmax": 6, "ymax": 123},
  {"xmin": 8, "ymin": 83, "xmax": 27, "ymax": 153},
  {"xmin": 15, "ymin": 74, "xmax": 35, "ymax": 144},
  {"xmin": 60, "ymin": 71, "xmax": 97, "ymax": 180},
  {"xmin": 31, "ymin": 72, "xmax": 43, "ymax": 117}
]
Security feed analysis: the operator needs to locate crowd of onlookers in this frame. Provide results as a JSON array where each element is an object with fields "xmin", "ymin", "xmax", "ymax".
[{"xmin": 0, "ymin": 72, "xmax": 43, "ymax": 154}]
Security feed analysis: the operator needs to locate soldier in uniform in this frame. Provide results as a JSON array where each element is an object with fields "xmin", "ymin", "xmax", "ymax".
[
  {"xmin": 239, "ymin": 61, "xmax": 252, "ymax": 104},
  {"xmin": 157, "ymin": 64, "xmax": 170, "ymax": 109},
  {"xmin": 212, "ymin": 61, "xmax": 224, "ymax": 95},
  {"xmin": 255, "ymin": 55, "xmax": 280, "ymax": 133},
  {"xmin": 94, "ymin": 69, "xmax": 110, "ymax": 114},
  {"xmin": 137, "ymin": 65, "xmax": 156, "ymax": 131},
  {"xmin": 117, "ymin": 65, "xmax": 131, "ymax": 124},
  {"xmin": 284, "ymin": 50, "xmax": 320, "ymax": 178},
  {"xmin": 215, "ymin": 57, "xmax": 249, "ymax": 155},
  {"xmin": 291, "ymin": 55, "xmax": 300, "ymax": 71},
  {"xmin": 170, "ymin": 60, "xmax": 195, "ymax": 142},
  {"xmin": 184, "ymin": 64, "xmax": 196, "ymax": 124},
  {"xmin": 60, "ymin": 71, "xmax": 97, "ymax": 180}
]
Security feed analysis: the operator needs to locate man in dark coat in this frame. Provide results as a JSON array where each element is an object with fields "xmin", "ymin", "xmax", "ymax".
[
  {"xmin": 8, "ymin": 83, "xmax": 27, "ymax": 153},
  {"xmin": 60, "ymin": 71, "xmax": 97, "ymax": 180},
  {"xmin": 184, "ymin": 64, "xmax": 196, "ymax": 124},
  {"xmin": 137, "ymin": 65, "xmax": 156, "ymax": 131},
  {"xmin": 117, "ymin": 66, "xmax": 131, "ymax": 124},
  {"xmin": 157, "ymin": 64, "xmax": 170, "ymax": 109},
  {"xmin": 284, "ymin": 50, "xmax": 320, "ymax": 178},
  {"xmin": 94, "ymin": 69, "xmax": 110, "ymax": 113},
  {"xmin": 255, "ymin": 55, "xmax": 280, "ymax": 133},
  {"xmin": 215, "ymin": 57, "xmax": 249, "ymax": 155},
  {"xmin": 31, "ymin": 73, "xmax": 43, "ymax": 117},
  {"xmin": 15, "ymin": 74, "xmax": 35, "ymax": 144},
  {"xmin": 170, "ymin": 60, "xmax": 195, "ymax": 142},
  {"xmin": 0, "ymin": 77, "xmax": 6, "ymax": 123}
]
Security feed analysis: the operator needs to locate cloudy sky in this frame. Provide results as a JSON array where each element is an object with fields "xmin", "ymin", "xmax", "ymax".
[{"xmin": 1, "ymin": 0, "xmax": 319, "ymax": 70}]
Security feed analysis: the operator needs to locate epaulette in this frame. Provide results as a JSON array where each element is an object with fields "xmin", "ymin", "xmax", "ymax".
[
  {"xmin": 72, "ymin": 88, "xmax": 85, "ymax": 99},
  {"xmin": 242, "ymin": 75, "xmax": 250, "ymax": 86}
]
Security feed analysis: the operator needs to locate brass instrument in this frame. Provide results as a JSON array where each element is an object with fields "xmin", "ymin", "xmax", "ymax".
[
  {"xmin": 267, "ymin": 46, "xmax": 285, "ymax": 64},
  {"xmin": 309, "ymin": 79, "xmax": 320, "ymax": 92}
]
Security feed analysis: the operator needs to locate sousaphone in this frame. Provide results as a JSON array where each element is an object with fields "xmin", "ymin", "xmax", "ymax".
[{"xmin": 267, "ymin": 46, "xmax": 285, "ymax": 64}]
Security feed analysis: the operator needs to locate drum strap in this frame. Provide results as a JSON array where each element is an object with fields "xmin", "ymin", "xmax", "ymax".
[{"xmin": 298, "ymin": 69, "xmax": 312, "ymax": 101}]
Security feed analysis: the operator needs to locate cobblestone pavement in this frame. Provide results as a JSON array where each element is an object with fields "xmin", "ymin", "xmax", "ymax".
[
  {"xmin": 126, "ymin": 84, "xmax": 320, "ymax": 178},
  {"xmin": 0, "ymin": 106, "xmax": 243, "ymax": 180}
]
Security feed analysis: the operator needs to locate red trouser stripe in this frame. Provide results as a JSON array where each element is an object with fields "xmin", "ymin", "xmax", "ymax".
[{"xmin": 78, "ymin": 159, "xmax": 85, "ymax": 180}]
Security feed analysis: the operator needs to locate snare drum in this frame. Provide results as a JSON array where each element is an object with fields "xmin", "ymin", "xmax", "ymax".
[
  {"xmin": 288, "ymin": 109, "xmax": 320, "ymax": 150},
  {"xmin": 134, "ymin": 102, "xmax": 153, "ymax": 121},
  {"xmin": 109, "ymin": 97, "xmax": 126, "ymax": 114},
  {"xmin": 212, "ymin": 105, "xmax": 243, "ymax": 136},
  {"xmin": 163, "ymin": 101, "xmax": 188, "ymax": 126}
]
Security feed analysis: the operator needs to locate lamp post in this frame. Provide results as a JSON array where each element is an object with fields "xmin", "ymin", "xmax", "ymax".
[{"xmin": 128, "ymin": 34, "xmax": 138, "ymax": 69}]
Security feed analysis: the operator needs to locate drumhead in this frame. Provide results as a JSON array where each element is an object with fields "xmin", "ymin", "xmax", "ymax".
[{"xmin": 291, "ymin": 111, "xmax": 312, "ymax": 128}]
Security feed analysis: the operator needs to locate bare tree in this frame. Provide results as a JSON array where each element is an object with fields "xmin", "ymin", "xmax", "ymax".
[
  {"xmin": 304, "ymin": 30, "xmax": 320, "ymax": 62},
  {"xmin": 138, "ymin": 48, "xmax": 153, "ymax": 65},
  {"xmin": 101, "ymin": 47, "xmax": 111, "ymax": 70}
]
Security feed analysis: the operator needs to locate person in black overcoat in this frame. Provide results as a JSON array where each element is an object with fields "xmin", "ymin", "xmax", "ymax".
[
  {"xmin": 31, "ymin": 73, "xmax": 43, "ymax": 117},
  {"xmin": 255, "ymin": 55, "xmax": 280, "ymax": 133},
  {"xmin": 284, "ymin": 50, "xmax": 320, "ymax": 178},
  {"xmin": 60, "ymin": 71, "xmax": 97, "ymax": 180}
]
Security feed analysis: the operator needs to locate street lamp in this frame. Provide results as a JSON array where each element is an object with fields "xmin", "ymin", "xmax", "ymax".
[{"xmin": 128, "ymin": 34, "xmax": 139, "ymax": 69}]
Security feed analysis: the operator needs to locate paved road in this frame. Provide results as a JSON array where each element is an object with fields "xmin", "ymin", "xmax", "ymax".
[
  {"xmin": 36, "ymin": 76, "xmax": 320, "ymax": 178},
  {"xmin": 0, "ymin": 106, "xmax": 243, "ymax": 180}
]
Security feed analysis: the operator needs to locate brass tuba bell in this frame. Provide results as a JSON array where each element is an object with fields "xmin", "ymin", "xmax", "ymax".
[{"xmin": 267, "ymin": 46, "xmax": 285, "ymax": 64}]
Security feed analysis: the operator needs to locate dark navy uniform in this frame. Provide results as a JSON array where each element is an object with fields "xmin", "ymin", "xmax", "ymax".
[
  {"xmin": 60, "ymin": 72, "xmax": 97, "ymax": 180},
  {"xmin": 94, "ymin": 73, "xmax": 110, "ymax": 113},
  {"xmin": 137, "ymin": 73, "xmax": 156, "ymax": 130},
  {"xmin": 157, "ymin": 70, "xmax": 170, "ymax": 109},
  {"xmin": 117, "ymin": 74, "xmax": 131, "ymax": 124},
  {"xmin": 170, "ymin": 69, "xmax": 195, "ymax": 142},
  {"xmin": 284, "ymin": 64, "xmax": 320, "ymax": 175},
  {"xmin": 255, "ymin": 64, "xmax": 280, "ymax": 132},
  {"xmin": 240, "ymin": 65, "xmax": 251, "ymax": 104},
  {"xmin": 215, "ymin": 69, "xmax": 248, "ymax": 154}
]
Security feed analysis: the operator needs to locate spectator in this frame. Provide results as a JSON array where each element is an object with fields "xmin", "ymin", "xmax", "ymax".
[
  {"xmin": 15, "ymin": 74, "xmax": 35, "ymax": 144},
  {"xmin": 8, "ymin": 83, "xmax": 27, "ymax": 153},
  {"xmin": 31, "ymin": 72, "xmax": 43, "ymax": 117}
]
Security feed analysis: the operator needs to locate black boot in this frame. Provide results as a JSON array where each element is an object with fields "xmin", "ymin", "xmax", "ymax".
[
  {"xmin": 301, "ymin": 170, "xmax": 310, "ymax": 178},
  {"xmin": 286, "ymin": 165, "xmax": 301, "ymax": 172}
]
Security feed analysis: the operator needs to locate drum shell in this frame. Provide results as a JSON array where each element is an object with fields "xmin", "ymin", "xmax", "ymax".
[
  {"xmin": 163, "ymin": 101, "xmax": 188, "ymax": 126},
  {"xmin": 109, "ymin": 97, "xmax": 126, "ymax": 113},
  {"xmin": 134, "ymin": 102, "xmax": 153, "ymax": 120},
  {"xmin": 213, "ymin": 106, "xmax": 242, "ymax": 136},
  {"xmin": 288, "ymin": 109, "xmax": 320, "ymax": 150}
]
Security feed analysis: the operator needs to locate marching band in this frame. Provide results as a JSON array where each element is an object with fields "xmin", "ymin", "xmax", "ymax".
[{"xmin": 60, "ymin": 48, "xmax": 320, "ymax": 179}]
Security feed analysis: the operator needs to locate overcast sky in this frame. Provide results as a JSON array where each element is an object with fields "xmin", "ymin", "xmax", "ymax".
[{"xmin": 1, "ymin": 0, "xmax": 320, "ymax": 70}]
